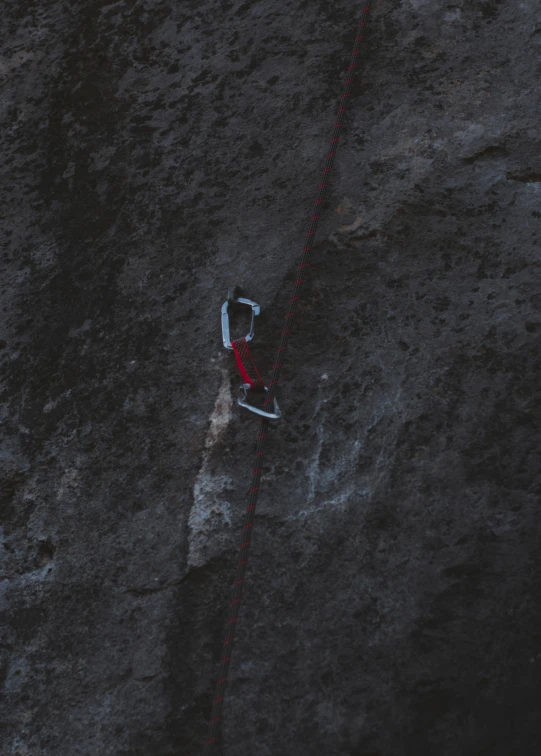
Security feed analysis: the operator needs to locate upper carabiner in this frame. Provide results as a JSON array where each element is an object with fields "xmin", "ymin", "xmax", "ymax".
[{"xmin": 221, "ymin": 297, "xmax": 261, "ymax": 350}]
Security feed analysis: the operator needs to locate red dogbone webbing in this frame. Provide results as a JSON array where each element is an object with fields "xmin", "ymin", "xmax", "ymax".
[{"xmin": 231, "ymin": 337, "xmax": 265, "ymax": 391}]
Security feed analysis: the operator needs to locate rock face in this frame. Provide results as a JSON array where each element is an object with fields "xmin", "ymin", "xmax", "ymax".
[{"xmin": 2, "ymin": 1, "xmax": 541, "ymax": 754}]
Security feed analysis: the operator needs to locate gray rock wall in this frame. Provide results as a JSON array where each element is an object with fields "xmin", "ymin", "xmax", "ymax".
[{"xmin": 2, "ymin": 1, "xmax": 541, "ymax": 754}]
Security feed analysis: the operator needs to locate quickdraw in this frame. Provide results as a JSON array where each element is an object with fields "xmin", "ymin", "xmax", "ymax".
[
  {"xmin": 204, "ymin": 7, "xmax": 372, "ymax": 751},
  {"xmin": 221, "ymin": 293, "xmax": 281, "ymax": 419}
]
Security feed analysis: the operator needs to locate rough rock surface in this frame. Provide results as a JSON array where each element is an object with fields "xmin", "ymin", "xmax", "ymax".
[{"xmin": 2, "ymin": 1, "xmax": 541, "ymax": 754}]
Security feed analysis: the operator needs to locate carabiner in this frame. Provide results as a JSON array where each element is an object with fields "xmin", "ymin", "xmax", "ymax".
[
  {"xmin": 221, "ymin": 297, "xmax": 261, "ymax": 350},
  {"xmin": 238, "ymin": 384, "xmax": 281, "ymax": 420}
]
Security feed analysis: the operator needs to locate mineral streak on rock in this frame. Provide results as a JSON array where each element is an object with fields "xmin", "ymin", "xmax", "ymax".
[{"xmin": 188, "ymin": 368, "xmax": 235, "ymax": 568}]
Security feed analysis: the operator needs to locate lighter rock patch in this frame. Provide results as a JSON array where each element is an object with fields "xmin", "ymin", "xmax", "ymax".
[{"xmin": 187, "ymin": 368, "xmax": 234, "ymax": 567}]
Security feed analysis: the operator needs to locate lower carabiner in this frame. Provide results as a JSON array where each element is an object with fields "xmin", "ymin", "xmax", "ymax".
[{"xmin": 238, "ymin": 384, "xmax": 281, "ymax": 420}]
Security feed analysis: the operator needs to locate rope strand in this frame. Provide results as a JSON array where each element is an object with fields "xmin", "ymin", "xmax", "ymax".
[{"xmin": 204, "ymin": 8, "xmax": 372, "ymax": 751}]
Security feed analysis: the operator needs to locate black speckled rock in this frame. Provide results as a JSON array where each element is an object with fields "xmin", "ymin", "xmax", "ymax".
[{"xmin": 2, "ymin": 1, "xmax": 541, "ymax": 754}]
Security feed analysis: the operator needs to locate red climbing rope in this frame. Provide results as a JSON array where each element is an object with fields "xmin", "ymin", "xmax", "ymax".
[{"xmin": 204, "ymin": 7, "xmax": 372, "ymax": 751}]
